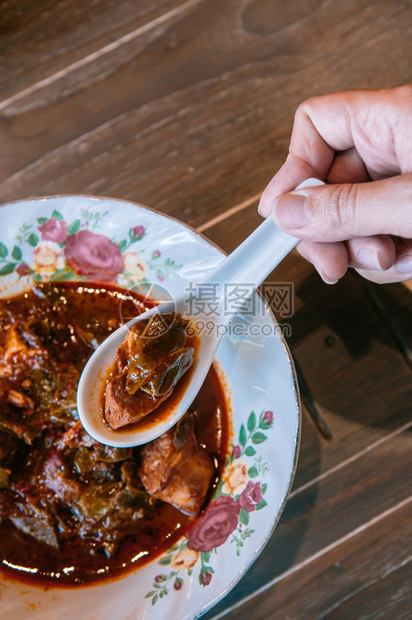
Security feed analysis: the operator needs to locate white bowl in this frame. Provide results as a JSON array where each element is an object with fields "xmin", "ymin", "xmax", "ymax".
[{"xmin": 0, "ymin": 195, "xmax": 300, "ymax": 619}]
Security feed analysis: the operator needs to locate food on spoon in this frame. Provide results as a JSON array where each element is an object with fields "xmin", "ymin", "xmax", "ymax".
[
  {"xmin": 103, "ymin": 313, "xmax": 194, "ymax": 430},
  {"xmin": 0, "ymin": 283, "xmax": 228, "ymax": 585},
  {"xmin": 139, "ymin": 413, "xmax": 215, "ymax": 516}
]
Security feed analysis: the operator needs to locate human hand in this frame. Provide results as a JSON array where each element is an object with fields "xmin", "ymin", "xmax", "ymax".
[{"xmin": 259, "ymin": 85, "xmax": 412, "ymax": 284}]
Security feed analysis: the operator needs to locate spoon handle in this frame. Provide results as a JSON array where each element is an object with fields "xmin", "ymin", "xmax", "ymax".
[{"xmin": 200, "ymin": 178, "xmax": 324, "ymax": 319}]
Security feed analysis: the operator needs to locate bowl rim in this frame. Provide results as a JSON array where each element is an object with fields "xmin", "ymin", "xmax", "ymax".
[{"xmin": 0, "ymin": 193, "xmax": 301, "ymax": 615}]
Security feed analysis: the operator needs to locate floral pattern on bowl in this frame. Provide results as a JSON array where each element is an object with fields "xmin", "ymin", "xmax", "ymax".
[
  {"xmin": 0, "ymin": 195, "xmax": 300, "ymax": 620},
  {"xmin": 0, "ymin": 205, "xmax": 181, "ymax": 289},
  {"xmin": 147, "ymin": 409, "xmax": 274, "ymax": 604}
]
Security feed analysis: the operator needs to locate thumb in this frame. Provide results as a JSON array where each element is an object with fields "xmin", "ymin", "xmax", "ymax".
[{"xmin": 271, "ymin": 174, "xmax": 412, "ymax": 242}]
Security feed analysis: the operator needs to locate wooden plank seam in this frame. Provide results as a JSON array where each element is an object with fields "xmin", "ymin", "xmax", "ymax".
[
  {"xmin": 289, "ymin": 420, "xmax": 412, "ymax": 499},
  {"xmin": 207, "ymin": 495, "xmax": 412, "ymax": 620},
  {"xmin": 0, "ymin": 0, "xmax": 205, "ymax": 112}
]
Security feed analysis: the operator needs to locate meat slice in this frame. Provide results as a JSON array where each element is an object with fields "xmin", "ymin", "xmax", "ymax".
[
  {"xmin": 9, "ymin": 505, "xmax": 59, "ymax": 549},
  {"xmin": 103, "ymin": 312, "xmax": 194, "ymax": 430},
  {"xmin": 104, "ymin": 368, "xmax": 161, "ymax": 429},
  {"xmin": 139, "ymin": 415, "xmax": 215, "ymax": 516}
]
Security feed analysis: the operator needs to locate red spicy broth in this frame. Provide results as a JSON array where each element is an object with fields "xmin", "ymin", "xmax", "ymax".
[{"xmin": 0, "ymin": 282, "xmax": 229, "ymax": 585}]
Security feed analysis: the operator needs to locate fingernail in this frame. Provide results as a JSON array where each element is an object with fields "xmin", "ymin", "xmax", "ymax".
[
  {"xmin": 396, "ymin": 254, "xmax": 412, "ymax": 274},
  {"xmin": 315, "ymin": 264, "xmax": 338, "ymax": 285},
  {"xmin": 272, "ymin": 194, "xmax": 309, "ymax": 228},
  {"xmin": 356, "ymin": 249, "xmax": 384, "ymax": 271}
]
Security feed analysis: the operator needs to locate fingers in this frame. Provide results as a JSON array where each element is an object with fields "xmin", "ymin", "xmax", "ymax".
[
  {"xmin": 296, "ymin": 240, "xmax": 348, "ymax": 284},
  {"xmin": 271, "ymin": 174, "xmax": 412, "ymax": 241},
  {"xmin": 258, "ymin": 147, "xmax": 370, "ymax": 217},
  {"xmin": 325, "ymin": 148, "xmax": 371, "ymax": 185},
  {"xmin": 346, "ymin": 235, "xmax": 397, "ymax": 271},
  {"xmin": 297, "ymin": 235, "xmax": 397, "ymax": 284},
  {"xmin": 297, "ymin": 236, "xmax": 412, "ymax": 285},
  {"xmin": 392, "ymin": 243, "xmax": 412, "ymax": 278},
  {"xmin": 259, "ymin": 85, "xmax": 412, "ymax": 217},
  {"xmin": 259, "ymin": 85, "xmax": 412, "ymax": 285},
  {"xmin": 355, "ymin": 242, "xmax": 412, "ymax": 284},
  {"xmin": 258, "ymin": 154, "xmax": 323, "ymax": 216}
]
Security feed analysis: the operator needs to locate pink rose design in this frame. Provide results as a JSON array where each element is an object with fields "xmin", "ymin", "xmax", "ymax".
[
  {"xmin": 132, "ymin": 225, "xmax": 145, "ymax": 240},
  {"xmin": 261, "ymin": 410, "xmax": 274, "ymax": 428},
  {"xmin": 239, "ymin": 481, "xmax": 262, "ymax": 513},
  {"xmin": 200, "ymin": 571, "xmax": 213, "ymax": 586},
  {"xmin": 232, "ymin": 445, "xmax": 241, "ymax": 459},
  {"xmin": 174, "ymin": 578, "xmax": 183, "ymax": 591},
  {"xmin": 187, "ymin": 495, "xmax": 240, "ymax": 552},
  {"xmin": 64, "ymin": 230, "xmax": 124, "ymax": 283},
  {"xmin": 38, "ymin": 218, "xmax": 68, "ymax": 244}
]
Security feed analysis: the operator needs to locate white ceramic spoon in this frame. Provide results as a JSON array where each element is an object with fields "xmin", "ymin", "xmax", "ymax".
[{"xmin": 77, "ymin": 178, "xmax": 324, "ymax": 446}]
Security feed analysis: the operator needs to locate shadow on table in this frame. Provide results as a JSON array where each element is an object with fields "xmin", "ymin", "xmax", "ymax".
[
  {"xmin": 286, "ymin": 272, "xmax": 412, "ymax": 432},
  {"xmin": 203, "ymin": 273, "xmax": 412, "ymax": 619}
]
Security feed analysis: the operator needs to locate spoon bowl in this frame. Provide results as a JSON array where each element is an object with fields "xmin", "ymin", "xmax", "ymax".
[{"xmin": 77, "ymin": 178, "xmax": 324, "ymax": 446}]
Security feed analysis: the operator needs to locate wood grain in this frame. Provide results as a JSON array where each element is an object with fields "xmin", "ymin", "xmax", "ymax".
[
  {"xmin": 202, "ymin": 428, "xmax": 412, "ymax": 619},
  {"xmin": 166, "ymin": 159, "xmax": 412, "ymax": 616},
  {"xmin": 360, "ymin": 278, "xmax": 412, "ymax": 370},
  {"xmin": 203, "ymin": 204, "xmax": 412, "ymax": 487},
  {"xmin": 1, "ymin": 0, "xmax": 411, "ymax": 617},
  {"xmin": 206, "ymin": 498, "xmax": 412, "ymax": 620},
  {"xmin": 1, "ymin": 0, "xmax": 412, "ymax": 228},
  {"xmin": 0, "ymin": 0, "xmax": 193, "ymax": 100}
]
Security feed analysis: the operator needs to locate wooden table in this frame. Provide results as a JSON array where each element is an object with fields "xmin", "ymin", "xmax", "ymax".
[{"xmin": 1, "ymin": 1, "xmax": 411, "ymax": 617}]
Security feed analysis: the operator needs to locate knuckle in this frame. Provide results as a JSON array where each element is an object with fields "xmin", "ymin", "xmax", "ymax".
[
  {"xmin": 322, "ymin": 184, "xmax": 358, "ymax": 233},
  {"xmin": 294, "ymin": 97, "xmax": 318, "ymax": 122}
]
